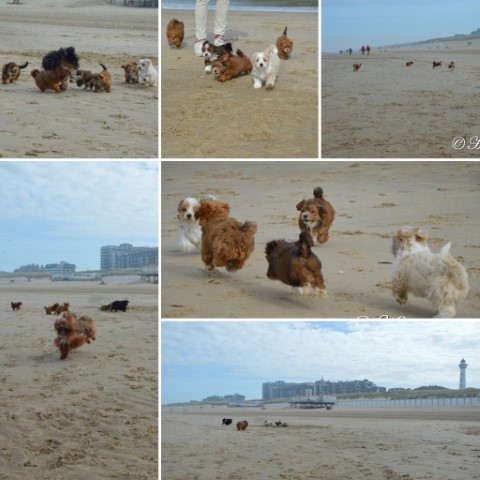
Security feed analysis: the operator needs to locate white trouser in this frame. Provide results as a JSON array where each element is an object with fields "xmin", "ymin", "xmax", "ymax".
[{"xmin": 195, "ymin": 0, "xmax": 230, "ymax": 40}]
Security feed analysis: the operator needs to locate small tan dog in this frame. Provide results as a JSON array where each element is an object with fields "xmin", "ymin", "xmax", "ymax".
[
  {"xmin": 391, "ymin": 227, "xmax": 469, "ymax": 318},
  {"xmin": 212, "ymin": 49, "xmax": 253, "ymax": 82},
  {"xmin": 2, "ymin": 61, "xmax": 28, "ymax": 84},
  {"xmin": 353, "ymin": 63, "xmax": 361, "ymax": 72},
  {"xmin": 31, "ymin": 68, "xmax": 70, "ymax": 92},
  {"xmin": 121, "ymin": 63, "xmax": 138, "ymax": 83},
  {"xmin": 276, "ymin": 26, "xmax": 293, "ymax": 59},
  {"xmin": 91, "ymin": 63, "xmax": 112, "ymax": 92},
  {"xmin": 194, "ymin": 199, "xmax": 257, "ymax": 272},
  {"xmin": 166, "ymin": 18, "xmax": 184, "ymax": 49},
  {"xmin": 54, "ymin": 312, "xmax": 96, "ymax": 360},
  {"xmin": 296, "ymin": 187, "xmax": 335, "ymax": 246}
]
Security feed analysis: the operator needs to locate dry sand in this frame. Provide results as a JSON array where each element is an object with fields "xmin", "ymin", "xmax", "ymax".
[
  {"xmin": 161, "ymin": 10, "xmax": 318, "ymax": 158},
  {"xmin": 322, "ymin": 40, "xmax": 480, "ymax": 158},
  {"xmin": 0, "ymin": 276, "xmax": 158, "ymax": 479},
  {"xmin": 161, "ymin": 161, "xmax": 480, "ymax": 318},
  {"xmin": 161, "ymin": 404, "xmax": 480, "ymax": 480},
  {"xmin": 0, "ymin": 0, "xmax": 158, "ymax": 158}
]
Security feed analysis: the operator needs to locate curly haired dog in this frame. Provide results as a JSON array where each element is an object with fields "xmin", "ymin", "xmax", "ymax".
[
  {"xmin": 236, "ymin": 420, "xmax": 248, "ymax": 431},
  {"xmin": 265, "ymin": 232, "xmax": 327, "ymax": 296},
  {"xmin": 54, "ymin": 311, "xmax": 96, "ymax": 360},
  {"xmin": 276, "ymin": 26, "xmax": 293, "ymax": 60},
  {"xmin": 296, "ymin": 187, "xmax": 335, "ymax": 246},
  {"xmin": 11, "ymin": 302, "xmax": 23, "ymax": 311},
  {"xmin": 31, "ymin": 68, "xmax": 71, "ymax": 93},
  {"xmin": 212, "ymin": 49, "xmax": 252, "ymax": 82},
  {"xmin": 44, "ymin": 303, "xmax": 60, "ymax": 315},
  {"xmin": 391, "ymin": 227, "xmax": 469, "ymax": 318},
  {"xmin": 166, "ymin": 18, "xmax": 184, "ymax": 49},
  {"xmin": 194, "ymin": 199, "xmax": 257, "ymax": 272},
  {"xmin": 55, "ymin": 302, "xmax": 70, "ymax": 315},
  {"xmin": 2, "ymin": 61, "xmax": 28, "ymax": 84},
  {"xmin": 41, "ymin": 47, "xmax": 79, "ymax": 91},
  {"xmin": 121, "ymin": 63, "xmax": 138, "ymax": 83},
  {"xmin": 70, "ymin": 69, "xmax": 94, "ymax": 89}
]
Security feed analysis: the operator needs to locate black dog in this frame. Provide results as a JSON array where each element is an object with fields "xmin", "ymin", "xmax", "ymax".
[
  {"xmin": 111, "ymin": 300, "xmax": 129, "ymax": 312},
  {"xmin": 42, "ymin": 46, "xmax": 80, "ymax": 71},
  {"xmin": 222, "ymin": 418, "xmax": 232, "ymax": 425}
]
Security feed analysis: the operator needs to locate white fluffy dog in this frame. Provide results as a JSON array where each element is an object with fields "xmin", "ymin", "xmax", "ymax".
[
  {"xmin": 251, "ymin": 45, "xmax": 280, "ymax": 90},
  {"xmin": 138, "ymin": 58, "xmax": 157, "ymax": 87},
  {"xmin": 391, "ymin": 227, "xmax": 469, "ymax": 318}
]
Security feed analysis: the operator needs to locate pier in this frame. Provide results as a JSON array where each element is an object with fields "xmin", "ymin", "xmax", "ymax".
[
  {"xmin": 290, "ymin": 396, "xmax": 336, "ymax": 410},
  {"xmin": 140, "ymin": 266, "xmax": 158, "ymax": 284}
]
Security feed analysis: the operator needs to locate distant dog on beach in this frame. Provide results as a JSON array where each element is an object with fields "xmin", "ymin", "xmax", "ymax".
[
  {"xmin": 252, "ymin": 45, "xmax": 280, "ymax": 90},
  {"xmin": 405, "ymin": 61, "xmax": 414, "ymax": 67},
  {"xmin": 265, "ymin": 232, "xmax": 327, "ymax": 296},
  {"xmin": 11, "ymin": 301, "xmax": 23, "ymax": 311},
  {"xmin": 201, "ymin": 40, "xmax": 233, "ymax": 73},
  {"xmin": 2, "ymin": 61, "xmax": 28, "ymax": 84},
  {"xmin": 432, "ymin": 61, "xmax": 442, "ymax": 68},
  {"xmin": 353, "ymin": 63, "xmax": 361, "ymax": 71},
  {"xmin": 276, "ymin": 26, "xmax": 293, "ymax": 60},
  {"xmin": 121, "ymin": 63, "xmax": 139, "ymax": 83},
  {"xmin": 391, "ymin": 227, "xmax": 469, "ymax": 318},
  {"xmin": 100, "ymin": 303, "xmax": 112, "ymax": 311},
  {"xmin": 236, "ymin": 420, "xmax": 248, "ymax": 431},
  {"xmin": 54, "ymin": 311, "xmax": 96, "ymax": 360},
  {"xmin": 212, "ymin": 49, "xmax": 252, "ymax": 82},
  {"xmin": 448, "ymin": 61, "xmax": 455, "ymax": 71},
  {"xmin": 42, "ymin": 47, "xmax": 80, "ymax": 91},
  {"xmin": 91, "ymin": 64, "xmax": 112, "ymax": 92},
  {"xmin": 44, "ymin": 303, "xmax": 60, "ymax": 315},
  {"xmin": 31, "ymin": 68, "xmax": 71, "ymax": 92},
  {"xmin": 166, "ymin": 18, "xmax": 185, "ymax": 49},
  {"xmin": 138, "ymin": 58, "xmax": 157, "ymax": 87},
  {"xmin": 222, "ymin": 418, "xmax": 233, "ymax": 425},
  {"xmin": 55, "ymin": 302, "xmax": 70, "ymax": 315}
]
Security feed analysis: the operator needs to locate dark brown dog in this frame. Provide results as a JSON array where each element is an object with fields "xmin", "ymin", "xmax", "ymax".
[
  {"xmin": 2, "ymin": 61, "xmax": 28, "ymax": 84},
  {"xmin": 276, "ymin": 26, "xmax": 293, "ymax": 60},
  {"xmin": 55, "ymin": 302, "xmax": 70, "ymax": 315},
  {"xmin": 31, "ymin": 68, "xmax": 70, "ymax": 92},
  {"xmin": 236, "ymin": 420, "xmax": 248, "ymax": 431},
  {"xmin": 54, "ymin": 312, "xmax": 96, "ymax": 360},
  {"xmin": 44, "ymin": 303, "xmax": 60, "ymax": 315},
  {"xmin": 296, "ymin": 187, "xmax": 335, "ymax": 246},
  {"xmin": 432, "ymin": 61, "xmax": 442, "ymax": 68},
  {"xmin": 166, "ymin": 18, "xmax": 184, "ymax": 49},
  {"xmin": 353, "ymin": 63, "xmax": 361, "ymax": 72},
  {"xmin": 212, "ymin": 49, "xmax": 252, "ymax": 82},
  {"xmin": 406, "ymin": 61, "xmax": 414, "ymax": 67},
  {"xmin": 265, "ymin": 232, "xmax": 327, "ymax": 296},
  {"xmin": 121, "ymin": 63, "xmax": 138, "ymax": 83},
  {"xmin": 11, "ymin": 301, "xmax": 23, "ymax": 311}
]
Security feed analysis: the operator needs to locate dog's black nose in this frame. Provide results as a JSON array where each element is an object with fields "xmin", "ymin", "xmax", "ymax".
[{"xmin": 186, "ymin": 213, "xmax": 192, "ymax": 219}]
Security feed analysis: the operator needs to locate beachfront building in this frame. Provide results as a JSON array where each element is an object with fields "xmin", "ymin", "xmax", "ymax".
[
  {"xmin": 100, "ymin": 243, "xmax": 158, "ymax": 270},
  {"xmin": 459, "ymin": 358, "xmax": 468, "ymax": 389},
  {"xmin": 315, "ymin": 378, "xmax": 386, "ymax": 395},
  {"xmin": 262, "ymin": 381, "xmax": 315, "ymax": 400},
  {"xmin": 14, "ymin": 261, "xmax": 76, "ymax": 274}
]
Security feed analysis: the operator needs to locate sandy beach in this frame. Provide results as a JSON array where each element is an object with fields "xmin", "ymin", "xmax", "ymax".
[
  {"xmin": 161, "ymin": 10, "xmax": 318, "ymax": 158},
  {"xmin": 322, "ymin": 40, "xmax": 480, "ymax": 158},
  {"xmin": 161, "ymin": 404, "xmax": 480, "ymax": 480},
  {"xmin": 0, "ymin": 0, "xmax": 158, "ymax": 158},
  {"xmin": 0, "ymin": 276, "xmax": 158, "ymax": 479},
  {"xmin": 161, "ymin": 161, "xmax": 480, "ymax": 318}
]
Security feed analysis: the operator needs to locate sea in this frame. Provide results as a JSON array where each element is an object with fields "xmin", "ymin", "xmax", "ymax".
[{"xmin": 162, "ymin": 0, "xmax": 318, "ymax": 13}]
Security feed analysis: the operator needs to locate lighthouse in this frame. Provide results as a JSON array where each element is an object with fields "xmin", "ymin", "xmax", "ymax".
[{"xmin": 459, "ymin": 358, "xmax": 467, "ymax": 390}]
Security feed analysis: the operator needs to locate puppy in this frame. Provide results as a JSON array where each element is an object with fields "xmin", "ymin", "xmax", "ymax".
[
  {"xmin": 177, "ymin": 197, "xmax": 202, "ymax": 251},
  {"xmin": 100, "ymin": 303, "xmax": 112, "ymax": 311},
  {"xmin": 276, "ymin": 26, "xmax": 293, "ymax": 60},
  {"xmin": 44, "ymin": 303, "xmax": 60, "ymax": 315},
  {"xmin": 138, "ymin": 58, "xmax": 158, "ymax": 87},
  {"xmin": 391, "ymin": 227, "xmax": 469, "ymax": 318},
  {"xmin": 31, "ymin": 68, "xmax": 71, "ymax": 92},
  {"xmin": 90, "ymin": 63, "xmax": 112, "ymax": 93},
  {"xmin": 121, "ymin": 63, "xmax": 138, "ymax": 83},
  {"xmin": 353, "ymin": 63, "xmax": 361, "ymax": 72},
  {"xmin": 236, "ymin": 420, "xmax": 248, "ymax": 431},
  {"xmin": 296, "ymin": 187, "xmax": 335, "ymax": 246},
  {"xmin": 11, "ymin": 301, "xmax": 23, "ymax": 311},
  {"xmin": 201, "ymin": 40, "xmax": 233, "ymax": 73},
  {"xmin": 54, "ymin": 312, "xmax": 96, "ymax": 360},
  {"xmin": 448, "ymin": 61, "xmax": 455, "ymax": 71},
  {"xmin": 432, "ymin": 61, "xmax": 442, "ymax": 68},
  {"xmin": 213, "ymin": 49, "xmax": 252, "ymax": 82},
  {"xmin": 55, "ymin": 302, "xmax": 70, "ymax": 315},
  {"xmin": 405, "ymin": 61, "xmax": 414, "ymax": 67},
  {"xmin": 166, "ymin": 19, "xmax": 184, "ymax": 49},
  {"xmin": 265, "ymin": 232, "xmax": 327, "ymax": 296},
  {"xmin": 42, "ymin": 47, "xmax": 80, "ymax": 91},
  {"xmin": 2, "ymin": 61, "xmax": 28, "ymax": 84},
  {"xmin": 194, "ymin": 199, "xmax": 257, "ymax": 272},
  {"xmin": 252, "ymin": 45, "xmax": 280, "ymax": 90},
  {"xmin": 222, "ymin": 418, "xmax": 233, "ymax": 426},
  {"xmin": 70, "ymin": 69, "xmax": 94, "ymax": 89}
]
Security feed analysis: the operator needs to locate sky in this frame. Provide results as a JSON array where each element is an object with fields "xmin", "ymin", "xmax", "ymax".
[
  {"xmin": 0, "ymin": 161, "xmax": 158, "ymax": 272},
  {"xmin": 322, "ymin": 0, "xmax": 480, "ymax": 53},
  {"xmin": 161, "ymin": 321, "xmax": 480, "ymax": 405}
]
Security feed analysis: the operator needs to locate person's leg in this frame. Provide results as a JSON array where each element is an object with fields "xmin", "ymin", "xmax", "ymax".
[
  {"xmin": 195, "ymin": 0, "xmax": 209, "ymax": 55},
  {"xmin": 213, "ymin": 0, "xmax": 230, "ymax": 45}
]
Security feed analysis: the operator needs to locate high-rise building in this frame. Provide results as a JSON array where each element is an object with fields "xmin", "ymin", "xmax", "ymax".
[
  {"xmin": 100, "ymin": 243, "xmax": 158, "ymax": 270},
  {"xmin": 459, "ymin": 358, "xmax": 467, "ymax": 389}
]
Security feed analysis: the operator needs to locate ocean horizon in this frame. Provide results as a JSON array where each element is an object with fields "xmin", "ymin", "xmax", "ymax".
[{"xmin": 162, "ymin": 0, "xmax": 318, "ymax": 13}]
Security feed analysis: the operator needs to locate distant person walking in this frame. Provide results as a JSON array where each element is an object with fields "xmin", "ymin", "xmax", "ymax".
[
  {"xmin": 194, "ymin": 0, "xmax": 230, "ymax": 56},
  {"xmin": 366, "ymin": 45, "xmax": 371, "ymax": 55},
  {"xmin": 361, "ymin": 45, "xmax": 366, "ymax": 55},
  {"xmin": 348, "ymin": 48, "xmax": 353, "ymax": 55}
]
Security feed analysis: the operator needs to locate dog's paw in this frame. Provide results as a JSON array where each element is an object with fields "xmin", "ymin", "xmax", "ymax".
[
  {"xmin": 395, "ymin": 294, "xmax": 408, "ymax": 305},
  {"xmin": 266, "ymin": 82, "xmax": 275, "ymax": 90}
]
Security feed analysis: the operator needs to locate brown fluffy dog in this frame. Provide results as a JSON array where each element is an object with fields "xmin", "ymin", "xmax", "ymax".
[
  {"xmin": 2, "ymin": 61, "xmax": 28, "ymax": 84},
  {"xmin": 353, "ymin": 63, "xmax": 361, "ymax": 72},
  {"xmin": 236, "ymin": 420, "xmax": 248, "ymax": 431},
  {"xmin": 405, "ymin": 61, "xmax": 414, "ymax": 67},
  {"xmin": 11, "ymin": 301, "xmax": 23, "ymax": 311},
  {"xmin": 55, "ymin": 302, "xmax": 70, "ymax": 315},
  {"xmin": 194, "ymin": 199, "xmax": 257, "ymax": 272},
  {"xmin": 166, "ymin": 18, "xmax": 184, "ymax": 49},
  {"xmin": 265, "ymin": 232, "xmax": 327, "ymax": 296},
  {"xmin": 54, "ymin": 311, "xmax": 96, "ymax": 360},
  {"xmin": 212, "ymin": 49, "xmax": 252, "ymax": 82},
  {"xmin": 44, "ymin": 303, "xmax": 60, "ymax": 315},
  {"xmin": 121, "ymin": 63, "xmax": 138, "ymax": 83},
  {"xmin": 31, "ymin": 68, "xmax": 70, "ymax": 92},
  {"xmin": 276, "ymin": 26, "xmax": 293, "ymax": 60},
  {"xmin": 91, "ymin": 63, "xmax": 112, "ymax": 92},
  {"xmin": 296, "ymin": 187, "xmax": 335, "ymax": 246}
]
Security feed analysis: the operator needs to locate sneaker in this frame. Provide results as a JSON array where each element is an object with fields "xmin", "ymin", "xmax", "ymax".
[
  {"xmin": 194, "ymin": 38, "xmax": 205, "ymax": 57},
  {"xmin": 214, "ymin": 35, "xmax": 226, "ymax": 47}
]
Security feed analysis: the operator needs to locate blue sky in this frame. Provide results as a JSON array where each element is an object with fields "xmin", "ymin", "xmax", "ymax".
[
  {"xmin": 0, "ymin": 161, "xmax": 158, "ymax": 272},
  {"xmin": 322, "ymin": 0, "xmax": 479, "ymax": 52},
  {"xmin": 161, "ymin": 321, "xmax": 480, "ymax": 404}
]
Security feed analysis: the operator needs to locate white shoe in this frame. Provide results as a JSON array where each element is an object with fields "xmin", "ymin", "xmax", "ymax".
[
  {"xmin": 214, "ymin": 35, "xmax": 226, "ymax": 47},
  {"xmin": 194, "ymin": 38, "xmax": 205, "ymax": 57}
]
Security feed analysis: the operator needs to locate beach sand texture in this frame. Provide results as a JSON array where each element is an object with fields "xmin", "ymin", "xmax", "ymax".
[
  {"xmin": 0, "ymin": 0, "xmax": 158, "ymax": 158},
  {"xmin": 322, "ymin": 41, "xmax": 480, "ymax": 158},
  {"xmin": 161, "ymin": 161, "xmax": 480, "ymax": 318},
  {"xmin": 161, "ymin": 405, "xmax": 480, "ymax": 480},
  {"xmin": 0, "ymin": 277, "xmax": 158, "ymax": 479},
  {"xmin": 161, "ymin": 10, "xmax": 318, "ymax": 158}
]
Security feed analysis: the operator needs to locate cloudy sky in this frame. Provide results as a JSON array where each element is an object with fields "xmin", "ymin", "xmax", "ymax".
[
  {"xmin": 0, "ymin": 161, "xmax": 158, "ymax": 272},
  {"xmin": 161, "ymin": 321, "xmax": 480, "ymax": 404},
  {"xmin": 322, "ymin": 0, "xmax": 479, "ymax": 52}
]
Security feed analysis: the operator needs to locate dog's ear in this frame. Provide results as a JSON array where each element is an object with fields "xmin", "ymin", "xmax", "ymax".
[
  {"xmin": 415, "ymin": 228, "xmax": 428, "ymax": 241},
  {"xmin": 296, "ymin": 199, "xmax": 305, "ymax": 211},
  {"xmin": 318, "ymin": 206, "xmax": 327, "ymax": 218}
]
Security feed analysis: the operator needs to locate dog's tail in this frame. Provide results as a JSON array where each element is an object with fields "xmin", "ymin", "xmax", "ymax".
[
  {"xmin": 30, "ymin": 69, "xmax": 40, "ymax": 78},
  {"xmin": 240, "ymin": 220, "xmax": 257, "ymax": 236},
  {"xmin": 99, "ymin": 63, "xmax": 108, "ymax": 71},
  {"xmin": 283, "ymin": 26, "xmax": 288, "ymax": 35},
  {"xmin": 313, "ymin": 187, "xmax": 324, "ymax": 199},
  {"xmin": 438, "ymin": 242, "xmax": 469, "ymax": 299},
  {"xmin": 19, "ymin": 61, "xmax": 29, "ymax": 69},
  {"xmin": 297, "ymin": 232, "xmax": 312, "ymax": 258},
  {"xmin": 236, "ymin": 49, "xmax": 245, "ymax": 57},
  {"xmin": 225, "ymin": 43, "xmax": 233, "ymax": 53}
]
